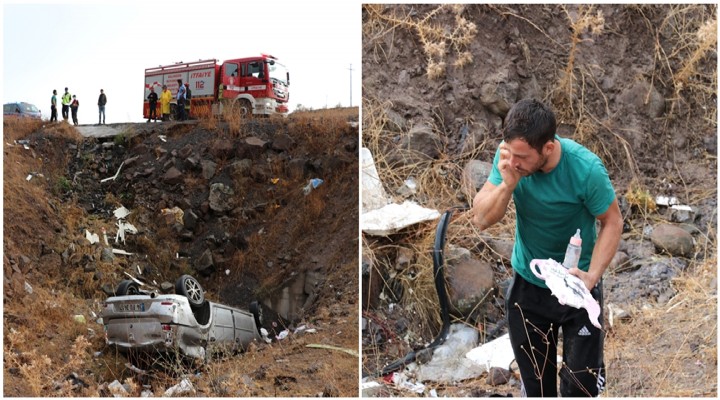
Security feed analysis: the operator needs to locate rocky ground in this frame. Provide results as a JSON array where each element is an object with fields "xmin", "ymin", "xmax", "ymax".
[
  {"xmin": 361, "ymin": 4, "xmax": 716, "ymax": 397},
  {"xmin": 3, "ymin": 108, "xmax": 359, "ymax": 397}
]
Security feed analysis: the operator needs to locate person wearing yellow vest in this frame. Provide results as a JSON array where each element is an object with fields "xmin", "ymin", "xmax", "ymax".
[
  {"xmin": 160, "ymin": 85, "xmax": 172, "ymax": 121},
  {"xmin": 61, "ymin": 87, "xmax": 72, "ymax": 121}
]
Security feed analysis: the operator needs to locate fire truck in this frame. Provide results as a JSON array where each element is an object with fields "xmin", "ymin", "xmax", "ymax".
[{"xmin": 143, "ymin": 54, "xmax": 289, "ymax": 119}]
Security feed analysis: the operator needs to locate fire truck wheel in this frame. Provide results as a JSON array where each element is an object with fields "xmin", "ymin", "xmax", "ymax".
[{"xmin": 238, "ymin": 99, "xmax": 252, "ymax": 117}]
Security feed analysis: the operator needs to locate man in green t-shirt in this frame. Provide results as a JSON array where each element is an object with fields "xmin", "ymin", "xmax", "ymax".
[{"xmin": 471, "ymin": 99, "xmax": 622, "ymax": 397}]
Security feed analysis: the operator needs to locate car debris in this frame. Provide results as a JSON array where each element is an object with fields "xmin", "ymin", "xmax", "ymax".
[{"xmin": 85, "ymin": 230, "xmax": 100, "ymax": 244}]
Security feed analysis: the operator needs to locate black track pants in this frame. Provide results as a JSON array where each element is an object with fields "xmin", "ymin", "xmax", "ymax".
[{"xmin": 506, "ymin": 272, "xmax": 605, "ymax": 397}]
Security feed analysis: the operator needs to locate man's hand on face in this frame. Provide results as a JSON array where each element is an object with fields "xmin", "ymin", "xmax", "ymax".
[{"xmin": 499, "ymin": 142, "xmax": 521, "ymax": 189}]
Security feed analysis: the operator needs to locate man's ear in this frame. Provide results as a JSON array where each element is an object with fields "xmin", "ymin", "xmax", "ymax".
[{"xmin": 543, "ymin": 139, "xmax": 555, "ymax": 156}]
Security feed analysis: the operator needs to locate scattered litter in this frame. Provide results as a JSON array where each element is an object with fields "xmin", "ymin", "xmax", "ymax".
[
  {"xmin": 141, "ymin": 390, "xmax": 154, "ymax": 397},
  {"xmin": 271, "ymin": 178, "xmax": 280, "ymax": 184},
  {"xmin": 361, "ymin": 381, "xmax": 381, "ymax": 390},
  {"xmin": 260, "ymin": 328, "xmax": 272, "ymax": 344},
  {"xmin": 404, "ymin": 177, "xmax": 417, "ymax": 193},
  {"xmin": 391, "ymin": 372, "xmax": 426, "ymax": 394},
  {"xmin": 114, "ymin": 206, "xmax": 132, "ymax": 220},
  {"xmin": 306, "ymin": 344, "xmax": 358, "ymax": 357},
  {"xmin": 24, "ymin": 281, "xmax": 33, "ymax": 294},
  {"xmin": 361, "ymin": 147, "xmax": 390, "ymax": 212},
  {"xmin": 303, "ymin": 178, "xmax": 324, "ymax": 195},
  {"xmin": 112, "ymin": 249, "xmax": 133, "ymax": 256},
  {"xmin": 607, "ymin": 303, "xmax": 631, "ymax": 328},
  {"xmin": 101, "ymin": 160, "xmax": 125, "ymax": 183},
  {"xmin": 115, "ymin": 221, "xmax": 138, "ymax": 244},
  {"xmin": 102, "ymin": 227, "xmax": 109, "ymax": 246},
  {"xmin": 158, "ymin": 135, "xmax": 167, "ymax": 142},
  {"xmin": 225, "ymin": 269, "xmax": 230, "ymax": 276},
  {"xmin": 107, "ymin": 380, "xmax": 129, "ymax": 397},
  {"xmin": 414, "ymin": 323, "xmax": 486, "ymax": 383},
  {"xmin": 85, "ymin": 230, "xmax": 100, "ymax": 244},
  {"xmin": 26, "ymin": 174, "xmax": 33, "ymax": 181},
  {"xmin": 466, "ymin": 333, "xmax": 515, "ymax": 371},
  {"xmin": 429, "ymin": 388, "xmax": 438, "ymax": 397},
  {"xmin": 530, "ymin": 258, "xmax": 602, "ymax": 328},
  {"xmin": 73, "ymin": 315, "xmax": 86, "ymax": 324},
  {"xmin": 655, "ymin": 196, "xmax": 679, "ymax": 206},
  {"xmin": 163, "ymin": 378, "xmax": 195, "ymax": 397},
  {"xmin": 362, "ymin": 201, "xmax": 441, "ymax": 236},
  {"xmin": 276, "ymin": 329, "xmax": 289, "ymax": 340}
]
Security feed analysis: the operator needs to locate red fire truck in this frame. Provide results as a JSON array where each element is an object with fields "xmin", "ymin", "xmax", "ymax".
[{"xmin": 143, "ymin": 54, "xmax": 289, "ymax": 119}]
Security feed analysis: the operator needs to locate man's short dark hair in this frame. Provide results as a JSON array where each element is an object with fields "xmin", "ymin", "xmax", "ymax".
[{"xmin": 502, "ymin": 99, "xmax": 557, "ymax": 153}]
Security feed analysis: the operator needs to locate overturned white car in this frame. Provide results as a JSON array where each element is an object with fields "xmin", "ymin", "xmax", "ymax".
[{"xmin": 102, "ymin": 275, "xmax": 262, "ymax": 361}]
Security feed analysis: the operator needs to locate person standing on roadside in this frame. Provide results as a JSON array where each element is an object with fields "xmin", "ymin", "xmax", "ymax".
[
  {"xmin": 147, "ymin": 86, "xmax": 158, "ymax": 122},
  {"xmin": 184, "ymin": 82, "xmax": 192, "ymax": 119},
  {"xmin": 176, "ymin": 79, "xmax": 186, "ymax": 121},
  {"xmin": 61, "ymin": 87, "xmax": 72, "ymax": 121},
  {"xmin": 471, "ymin": 99, "xmax": 622, "ymax": 397},
  {"xmin": 70, "ymin": 95, "xmax": 80, "ymax": 126},
  {"xmin": 160, "ymin": 84, "xmax": 172, "ymax": 121},
  {"xmin": 97, "ymin": 89, "xmax": 107, "ymax": 125},
  {"xmin": 50, "ymin": 89, "xmax": 58, "ymax": 122}
]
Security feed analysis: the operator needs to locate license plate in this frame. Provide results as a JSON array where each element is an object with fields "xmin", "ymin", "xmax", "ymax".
[{"xmin": 116, "ymin": 303, "xmax": 145, "ymax": 312}]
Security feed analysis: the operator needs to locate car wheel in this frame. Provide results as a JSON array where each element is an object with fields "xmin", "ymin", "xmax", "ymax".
[
  {"xmin": 116, "ymin": 280, "xmax": 140, "ymax": 296},
  {"xmin": 175, "ymin": 275, "xmax": 205, "ymax": 308},
  {"xmin": 249, "ymin": 301, "xmax": 264, "ymax": 333}
]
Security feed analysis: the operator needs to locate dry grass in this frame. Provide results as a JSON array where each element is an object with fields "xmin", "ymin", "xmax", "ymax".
[{"xmin": 363, "ymin": 4, "xmax": 477, "ymax": 79}]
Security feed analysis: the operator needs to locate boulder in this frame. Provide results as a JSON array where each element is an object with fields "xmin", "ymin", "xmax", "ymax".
[
  {"xmin": 445, "ymin": 246, "xmax": 495, "ymax": 317},
  {"xmin": 650, "ymin": 224, "xmax": 694, "ymax": 257}
]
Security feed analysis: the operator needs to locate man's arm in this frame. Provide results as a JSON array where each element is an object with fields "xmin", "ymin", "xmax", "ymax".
[
  {"xmin": 569, "ymin": 197, "xmax": 623, "ymax": 289},
  {"xmin": 471, "ymin": 179, "xmax": 514, "ymax": 230}
]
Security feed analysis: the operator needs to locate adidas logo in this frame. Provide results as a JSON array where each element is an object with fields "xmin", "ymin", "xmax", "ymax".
[{"xmin": 578, "ymin": 325, "xmax": 592, "ymax": 336}]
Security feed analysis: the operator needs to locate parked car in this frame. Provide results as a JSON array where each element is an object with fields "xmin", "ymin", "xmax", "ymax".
[
  {"xmin": 102, "ymin": 275, "xmax": 263, "ymax": 363},
  {"xmin": 3, "ymin": 102, "xmax": 42, "ymax": 119}
]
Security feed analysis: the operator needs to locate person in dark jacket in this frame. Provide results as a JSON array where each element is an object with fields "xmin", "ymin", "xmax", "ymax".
[
  {"xmin": 50, "ymin": 89, "xmax": 58, "ymax": 122},
  {"xmin": 97, "ymin": 89, "xmax": 107, "ymax": 125},
  {"xmin": 147, "ymin": 86, "xmax": 158, "ymax": 122},
  {"xmin": 70, "ymin": 95, "xmax": 79, "ymax": 126}
]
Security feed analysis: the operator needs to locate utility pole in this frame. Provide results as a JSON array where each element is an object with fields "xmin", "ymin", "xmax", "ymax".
[{"xmin": 348, "ymin": 63, "xmax": 353, "ymax": 107}]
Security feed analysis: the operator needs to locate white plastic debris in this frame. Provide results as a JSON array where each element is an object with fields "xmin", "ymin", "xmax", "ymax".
[
  {"xmin": 655, "ymin": 196, "xmax": 679, "ymax": 206},
  {"xmin": 276, "ymin": 329, "xmax": 289, "ymax": 340},
  {"xmin": 361, "ymin": 201, "xmax": 440, "ymax": 236},
  {"xmin": 85, "ymin": 230, "xmax": 100, "ymax": 244},
  {"xmin": 466, "ymin": 333, "xmax": 515, "ymax": 371},
  {"xmin": 392, "ymin": 372, "xmax": 426, "ymax": 394},
  {"xmin": 108, "ymin": 380, "xmax": 129, "ymax": 397},
  {"xmin": 163, "ymin": 378, "xmax": 195, "ymax": 397},
  {"xmin": 225, "ymin": 269, "xmax": 230, "ymax": 276},
  {"xmin": 158, "ymin": 135, "xmax": 167, "ymax": 142},
  {"xmin": 260, "ymin": 328, "xmax": 272, "ymax": 344},
  {"xmin": 24, "ymin": 281, "xmax": 33, "ymax": 294},
  {"xmin": 114, "ymin": 206, "xmax": 132, "ymax": 220},
  {"xmin": 112, "ymin": 249, "xmax": 133, "ymax": 256},
  {"xmin": 530, "ymin": 258, "xmax": 602, "ymax": 328},
  {"xmin": 303, "ymin": 178, "xmax": 324, "ymax": 195},
  {"xmin": 101, "ymin": 161, "xmax": 125, "ymax": 183},
  {"xmin": 414, "ymin": 323, "xmax": 486, "ymax": 383},
  {"xmin": 115, "ymin": 221, "xmax": 138, "ymax": 244},
  {"xmin": 361, "ymin": 147, "xmax": 390, "ymax": 212}
]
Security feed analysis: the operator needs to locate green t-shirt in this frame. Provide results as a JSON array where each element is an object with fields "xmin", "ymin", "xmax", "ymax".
[{"xmin": 488, "ymin": 137, "xmax": 617, "ymax": 288}]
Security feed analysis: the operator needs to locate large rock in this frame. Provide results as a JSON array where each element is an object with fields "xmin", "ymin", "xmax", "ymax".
[
  {"xmin": 208, "ymin": 183, "xmax": 235, "ymax": 212},
  {"xmin": 389, "ymin": 123, "xmax": 444, "ymax": 167},
  {"xmin": 162, "ymin": 167, "xmax": 184, "ymax": 185},
  {"xmin": 478, "ymin": 67, "xmax": 519, "ymax": 117},
  {"xmin": 445, "ymin": 246, "xmax": 495, "ymax": 317},
  {"xmin": 617, "ymin": 80, "xmax": 665, "ymax": 118},
  {"xmin": 650, "ymin": 224, "xmax": 694, "ymax": 257},
  {"xmin": 195, "ymin": 249, "xmax": 215, "ymax": 276}
]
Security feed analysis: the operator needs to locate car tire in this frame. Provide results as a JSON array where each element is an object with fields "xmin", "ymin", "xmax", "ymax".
[
  {"xmin": 249, "ymin": 301, "xmax": 263, "ymax": 333},
  {"xmin": 238, "ymin": 99, "xmax": 252, "ymax": 117},
  {"xmin": 175, "ymin": 275, "xmax": 205, "ymax": 308},
  {"xmin": 116, "ymin": 280, "xmax": 140, "ymax": 296}
]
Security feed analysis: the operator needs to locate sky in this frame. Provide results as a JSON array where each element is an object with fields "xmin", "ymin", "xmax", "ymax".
[{"xmin": 2, "ymin": 1, "xmax": 361, "ymax": 123}]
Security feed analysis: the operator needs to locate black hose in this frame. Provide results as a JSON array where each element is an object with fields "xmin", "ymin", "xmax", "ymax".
[{"xmin": 377, "ymin": 209, "xmax": 454, "ymax": 377}]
